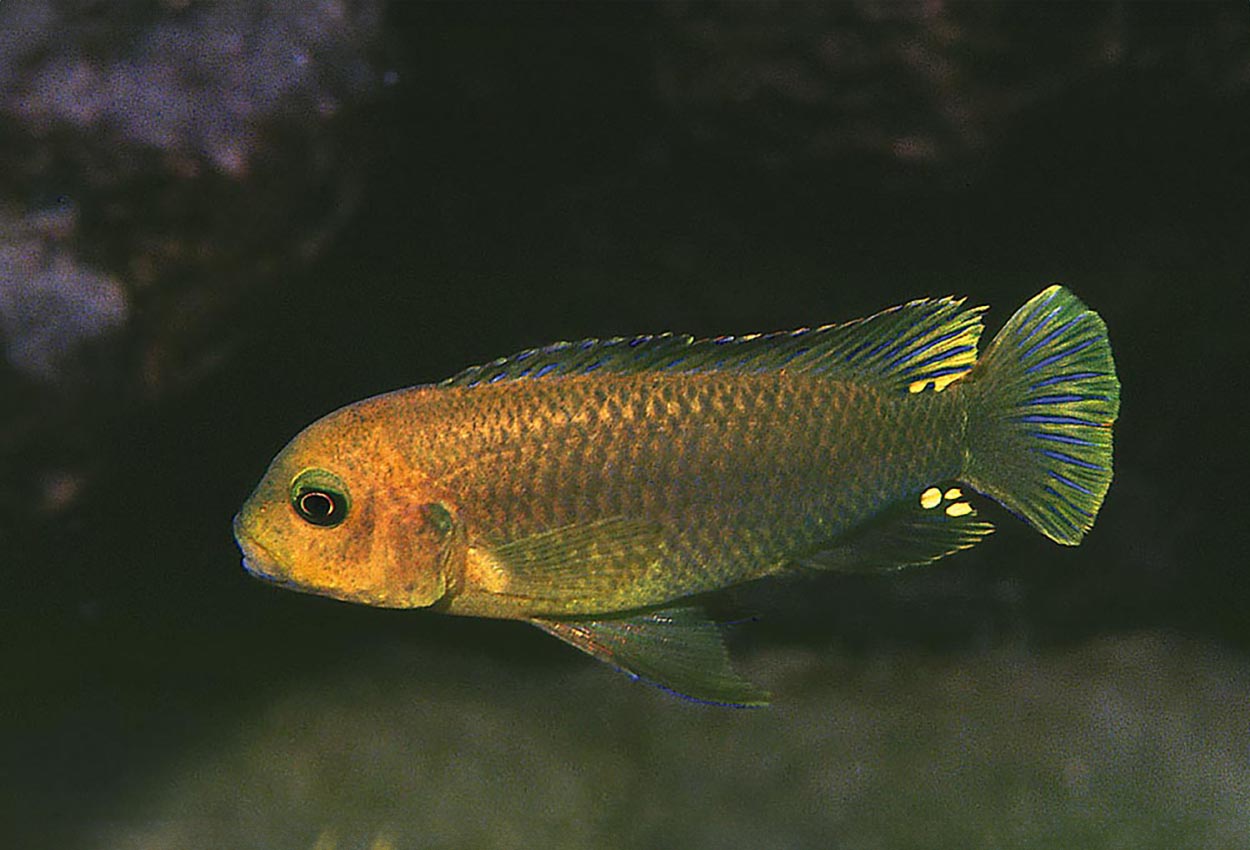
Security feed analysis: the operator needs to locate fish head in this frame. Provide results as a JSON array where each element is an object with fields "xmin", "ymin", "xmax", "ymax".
[{"xmin": 233, "ymin": 407, "xmax": 464, "ymax": 609}]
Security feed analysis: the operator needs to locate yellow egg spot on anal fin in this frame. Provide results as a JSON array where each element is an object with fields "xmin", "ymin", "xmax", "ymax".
[
  {"xmin": 908, "ymin": 379, "xmax": 932, "ymax": 394},
  {"xmin": 920, "ymin": 487, "xmax": 942, "ymax": 509},
  {"xmin": 944, "ymin": 487, "xmax": 962, "ymax": 501},
  {"xmin": 945, "ymin": 502, "xmax": 973, "ymax": 518}
]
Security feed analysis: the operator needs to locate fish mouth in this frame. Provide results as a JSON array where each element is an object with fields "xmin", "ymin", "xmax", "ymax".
[
  {"xmin": 232, "ymin": 514, "xmax": 292, "ymax": 586},
  {"xmin": 229, "ymin": 514, "xmax": 366, "ymax": 605}
]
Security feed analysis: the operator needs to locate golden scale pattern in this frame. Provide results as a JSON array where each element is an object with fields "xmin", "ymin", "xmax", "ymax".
[{"xmin": 416, "ymin": 370, "xmax": 969, "ymax": 607}]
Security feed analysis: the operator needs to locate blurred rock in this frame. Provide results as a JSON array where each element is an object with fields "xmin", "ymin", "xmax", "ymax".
[
  {"xmin": 0, "ymin": 203, "xmax": 127, "ymax": 383},
  {"xmin": 654, "ymin": 2, "xmax": 1250, "ymax": 180},
  {"xmin": 0, "ymin": 0, "xmax": 391, "ymax": 520},
  {"xmin": 1, "ymin": 0, "xmax": 386, "ymax": 178}
]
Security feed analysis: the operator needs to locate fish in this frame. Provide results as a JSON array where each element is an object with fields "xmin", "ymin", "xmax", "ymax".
[{"xmin": 233, "ymin": 285, "xmax": 1120, "ymax": 705}]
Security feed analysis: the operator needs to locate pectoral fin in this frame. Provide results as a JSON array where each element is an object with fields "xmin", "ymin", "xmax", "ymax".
[
  {"xmin": 492, "ymin": 517, "xmax": 671, "ymax": 606},
  {"xmin": 532, "ymin": 605, "xmax": 769, "ymax": 707},
  {"xmin": 803, "ymin": 483, "xmax": 995, "ymax": 573}
]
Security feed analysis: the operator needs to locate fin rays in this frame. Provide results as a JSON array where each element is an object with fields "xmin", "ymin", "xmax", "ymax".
[
  {"xmin": 532, "ymin": 605, "xmax": 769, "ymax": 707},
  {"xmin": 964, "ymin": 285, "xmax": 1120, "ymax": 544},
  {"xmin": 442, "ymin": 296, "xmax": 986, "ymax": 395}
]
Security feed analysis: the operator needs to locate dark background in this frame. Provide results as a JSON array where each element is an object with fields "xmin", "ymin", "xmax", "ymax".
[{"xmin": 3, "ymin": 3, "xmax": 1248, "ymax": 848}]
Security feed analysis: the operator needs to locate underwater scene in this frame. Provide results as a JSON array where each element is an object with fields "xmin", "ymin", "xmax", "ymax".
[{"xmin": 4, "ymin": 3, "xmax": 1248, "ymax": 848}]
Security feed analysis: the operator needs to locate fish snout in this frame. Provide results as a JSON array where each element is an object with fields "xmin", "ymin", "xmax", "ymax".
[{"xmin": 233, "ymin": 513, "xmax": 285, "ymax": 582}]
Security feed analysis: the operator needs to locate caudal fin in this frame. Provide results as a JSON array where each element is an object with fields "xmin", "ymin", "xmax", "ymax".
[{"xmin": 962, "ymin": 286, "xmax": 1120, "ymax": 545}]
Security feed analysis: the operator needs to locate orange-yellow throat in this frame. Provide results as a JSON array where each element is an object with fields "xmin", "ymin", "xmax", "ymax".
[{"xmin": 235, "ymin": 285, "xmax": 1119, "ymax": 705}]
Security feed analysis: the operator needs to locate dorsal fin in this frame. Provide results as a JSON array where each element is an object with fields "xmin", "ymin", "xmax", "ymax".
[{"xmin": 441, "ymin": 296, "xmax": 986, "ymax": 394}]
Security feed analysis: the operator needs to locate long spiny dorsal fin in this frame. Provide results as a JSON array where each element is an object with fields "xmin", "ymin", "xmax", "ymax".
[{"xmin": 441, "ymin": 296, "xmax": 986, "ymax": 394}]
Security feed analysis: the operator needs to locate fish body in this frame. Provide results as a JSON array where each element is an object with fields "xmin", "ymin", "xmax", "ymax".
[
  {"xmin": 341, "ymin": 371, "xmax": 965, "ymax": 619},
  {"xmin": 234, "ymin": 286, "xmax": 1120, "ymax": 705}
]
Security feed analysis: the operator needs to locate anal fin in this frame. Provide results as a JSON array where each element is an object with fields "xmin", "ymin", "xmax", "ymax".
[
  {"xmin": 532, "ymin": 605, "xmax": 769, "ymax": 707},
  {"xmin": 803, "ymin": 483, "xmax": 994, "ymax": 573}
]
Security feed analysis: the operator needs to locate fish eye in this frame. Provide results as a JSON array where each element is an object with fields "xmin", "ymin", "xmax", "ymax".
[
  {"xmin": 296, "ymin": 490, "xmax": 342, "ymax": 525},
  {"xmin": 290, "ymin": 469, "xmax": 350, "ymax": 528}
]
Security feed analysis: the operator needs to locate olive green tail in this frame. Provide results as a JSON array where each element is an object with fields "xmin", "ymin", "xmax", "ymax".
[{"xmin": 961, "ymin": 286, "xmax": 1120, "ymax": 545}]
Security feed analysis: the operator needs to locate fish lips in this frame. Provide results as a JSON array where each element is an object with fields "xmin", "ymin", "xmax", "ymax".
[{"xmin": 232, "ymin": 514, "xmax": 294, "ymax": 587}]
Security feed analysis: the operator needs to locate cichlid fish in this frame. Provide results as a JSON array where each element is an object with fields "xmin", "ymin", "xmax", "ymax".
[{"xmin": 234, "ymin": 285, "xmax": 1119, "ymax": 705}]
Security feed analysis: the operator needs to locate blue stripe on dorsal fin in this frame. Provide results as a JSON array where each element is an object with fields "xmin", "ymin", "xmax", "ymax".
[{"xmin": 440, "ymin": 296, "xmax": 986, "ymax": 393}]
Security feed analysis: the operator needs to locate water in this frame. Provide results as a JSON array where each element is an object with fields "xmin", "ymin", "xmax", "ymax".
[{"xmin": 5, "ymin": 4, "xmax": 1249, "ymax": 848}]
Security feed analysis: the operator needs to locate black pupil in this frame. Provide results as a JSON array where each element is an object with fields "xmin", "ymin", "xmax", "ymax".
[{"xmin": 298, "ymin": 490, "xmax": 338, "ymax": 524}]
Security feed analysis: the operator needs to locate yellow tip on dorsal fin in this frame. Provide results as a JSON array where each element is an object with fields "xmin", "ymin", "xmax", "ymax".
[{"xmin": 441, "ymin": 296, "xmax": 986, "ymax": 395}]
